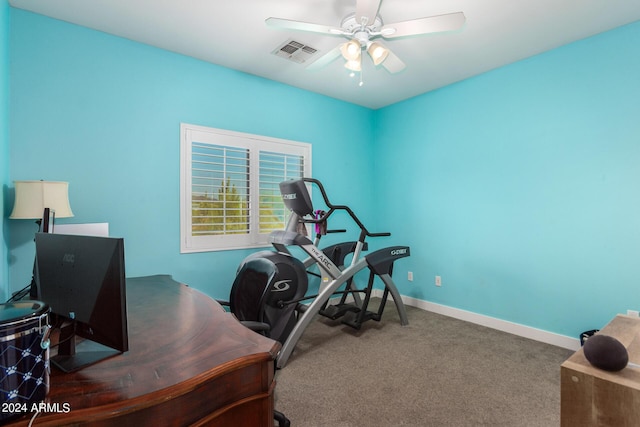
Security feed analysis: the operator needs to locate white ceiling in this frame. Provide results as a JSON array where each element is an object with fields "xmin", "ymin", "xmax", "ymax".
[{"xmin": 9, "ymin": 0, "xmax": 640, "ymax": 109}]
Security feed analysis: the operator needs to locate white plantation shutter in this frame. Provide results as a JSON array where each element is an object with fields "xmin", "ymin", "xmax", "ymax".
[
  {"xmin": 259, "ymin": 150, "xmax": 305, "ymax": 234},
  {"xmin": 181, "ymin": 123, "xmax": 311, "ymax": 253},
  {"xmin": 191, "ymin": 143, "xmax": 250, "ymax": 236}
]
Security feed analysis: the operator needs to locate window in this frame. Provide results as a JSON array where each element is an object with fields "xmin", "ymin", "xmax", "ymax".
[{"xmin": 180, "ymin": 123, "xmax": 311, "ymax": 252}]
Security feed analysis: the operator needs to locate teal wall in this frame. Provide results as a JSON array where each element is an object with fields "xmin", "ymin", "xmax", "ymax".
[
  {"xmin": 375, "ymin": 21, "xmax": 640, "ymax": 338},
  {"xmin": 5, "ymin": 6, "xmax": 639, "ymax": 341},
  {"xmin": 1, "ymin": 1, "xmax": 9, "ymax": 301},
  {"xmin": 7, "ymin": 9, "xmax": 374, "ymax": 299}
]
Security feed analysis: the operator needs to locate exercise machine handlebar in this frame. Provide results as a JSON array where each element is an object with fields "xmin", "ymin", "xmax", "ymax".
[{"xmin": 288, "ymin": 178, "xmax": 391, "ymax": 239}]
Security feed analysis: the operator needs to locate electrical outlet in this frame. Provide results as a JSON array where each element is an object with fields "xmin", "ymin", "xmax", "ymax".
[
  {"xmin": 435, "ymin": 275, "xmax": 442, "ymax": 287},
  {"xmin": 627, "ymin": 309, "xmax": 640, "ymax": 317},
  {"xmin": 408, "ymin": 271, "xmax": 414, "ymax": 281}
]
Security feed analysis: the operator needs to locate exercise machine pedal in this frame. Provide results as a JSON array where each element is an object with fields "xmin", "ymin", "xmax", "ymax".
[
  {"xmin": 317, "ymin": 241, "xmax": 365, "ymax": 320},
  {"xmin": 339, "ymin": 270, "xmax": 380, "ymax": 330},
  {"xmin": 319, "ymin": 303, "xmax": 359, "ymax": 320},
  {"xmin": 341, "ymin": 309, "xmax": 380, "ymax": 330}
]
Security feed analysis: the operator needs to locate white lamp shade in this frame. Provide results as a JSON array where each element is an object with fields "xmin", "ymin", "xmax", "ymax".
[
  {"xmin": 367, "ymin": 42, "xmax": 389, "ymax": 66},
  {"xmin": 10, "ymin": 180, "xmax": 74, "ymax": 219},
  {"xmin": 340, "ymin": 39, "xmax": 361, "ymax": 61},
  {"xmin": 344, "ymin": 57, "xmax": 362, "ymax": 72}
]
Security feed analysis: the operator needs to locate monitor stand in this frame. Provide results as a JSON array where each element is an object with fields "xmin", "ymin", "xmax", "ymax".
[{"xmin": 52, "ymin": 322, "xmax": 122, "ymax": 373}]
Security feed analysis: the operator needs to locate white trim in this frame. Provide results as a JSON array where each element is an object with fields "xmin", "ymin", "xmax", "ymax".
[
  {"xmin": 372, "ymin": 290, "xmax": 581, "ymax": 351},
  {"xmin": 180, "ymin": 122, "xmax": 311, "ymax": 253}
]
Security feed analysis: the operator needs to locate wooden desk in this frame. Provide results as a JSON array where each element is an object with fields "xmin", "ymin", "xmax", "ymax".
[
  {"xmin": 561, "ymin": 315, "xmax": 640, "ymax": 426},
  {"xmin": 6, "ymin": 275, "xmax": 280, "ymax": 426}
]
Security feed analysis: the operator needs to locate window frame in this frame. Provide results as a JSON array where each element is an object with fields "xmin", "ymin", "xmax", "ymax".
[{"xmin": 180, "ymin": 123, "xmax": 311, "ymax": 253}]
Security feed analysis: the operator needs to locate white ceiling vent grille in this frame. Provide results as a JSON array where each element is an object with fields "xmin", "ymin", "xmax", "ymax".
[{"xmin": 272, "ymin": 39, "xmax": 318, "ymax": 64}]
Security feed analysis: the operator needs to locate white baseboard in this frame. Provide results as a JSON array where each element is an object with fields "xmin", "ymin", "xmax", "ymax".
[{"xmin": 372, "ymin": 290, "xmax": 581, "ymax": 352}]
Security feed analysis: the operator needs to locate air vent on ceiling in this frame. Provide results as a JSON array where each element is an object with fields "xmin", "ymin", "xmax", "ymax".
[{"xmin": 272, "ymin": 39, "xmax": 318, "ymax": 64}]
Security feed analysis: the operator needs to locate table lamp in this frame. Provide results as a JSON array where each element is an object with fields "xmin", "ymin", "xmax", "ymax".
[
  {"xmin": 9, "ymin": 180, "xmax": 74, "ymax": 300},
  {"xmin": 10, "ymin": 180, "xmax": 74, "ymax": 232}
]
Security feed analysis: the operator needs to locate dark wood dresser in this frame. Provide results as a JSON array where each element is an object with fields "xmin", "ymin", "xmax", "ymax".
[{"xmin": 5, "ymin": 275, "xmax": 280, "ymax": 426}]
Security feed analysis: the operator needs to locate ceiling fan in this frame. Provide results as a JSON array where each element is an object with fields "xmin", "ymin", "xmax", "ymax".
[{"xmin": 265, "ymin": 0, "xmax": 465, "ymax": 76}]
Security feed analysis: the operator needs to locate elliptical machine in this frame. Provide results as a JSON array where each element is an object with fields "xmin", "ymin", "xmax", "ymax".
[{"xmin": 232, "ymin": 178, "xmax": 410, "ymax": 369}]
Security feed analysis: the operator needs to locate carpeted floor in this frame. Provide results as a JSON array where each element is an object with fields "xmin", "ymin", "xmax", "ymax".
[{"xmin": 275, "ymin": 301, "xmax": 574, "ymax": 426}]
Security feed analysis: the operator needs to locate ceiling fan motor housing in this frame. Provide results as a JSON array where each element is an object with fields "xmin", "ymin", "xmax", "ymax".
[
  {"xmin": 354, "ymin": 32, "xmax": 369, "ymax": 47},
  {"xmin": 341, "ymin": 13, "xmax": 384, "ymax": 34}
]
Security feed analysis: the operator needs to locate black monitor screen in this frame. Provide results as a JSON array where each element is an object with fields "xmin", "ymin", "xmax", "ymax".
[{"xmin": 34, "ymin": 232, "xmax": 128, "ymax": 372}]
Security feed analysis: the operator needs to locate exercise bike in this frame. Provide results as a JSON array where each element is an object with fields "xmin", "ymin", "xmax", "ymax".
[{"xmin": 231, "ymin": 178, "xmax": 410, "ymax": 369}]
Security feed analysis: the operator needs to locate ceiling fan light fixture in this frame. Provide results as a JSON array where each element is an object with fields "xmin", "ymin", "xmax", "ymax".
[
  {"xmin": 344, "ymin": 58, "xmax": 362, "ymax": 72},
  {"xmin": 340, "ymin": 39, "xmax": 361, "ymax": 61},
  {"xmin": 367, "ymin": 42, "xmax": 389, "ymax": 65}
]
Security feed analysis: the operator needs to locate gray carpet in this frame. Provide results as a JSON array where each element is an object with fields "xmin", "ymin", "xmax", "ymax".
[{"xmin": 275, "ymin": 301, "xmax": 573, "ymax": 426}]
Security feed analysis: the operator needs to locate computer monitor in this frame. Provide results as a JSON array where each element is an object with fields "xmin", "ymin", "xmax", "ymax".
[{"xmin": 34, "ymin": 232, "xmax": 128, "ymax": 372}]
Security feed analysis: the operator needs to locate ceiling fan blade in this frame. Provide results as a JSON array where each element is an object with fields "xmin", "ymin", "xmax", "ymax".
[
  {"xmin": 381, "ymin": 49, "xmax": 406, "ymax": 73},
  {"xmin": 381, "ymin": 12, "xmax": 466, "ymax": 39},
  {"xmin": 265, "ymin": 17, "xmax": 346, "ymax": 36},
  {"xmin": 306, "ymin": 45, "xmax": 343, "ymax": 70},
  {"xmin": 355, "ymin": 0, "xmax": 382, "ymax": 26}
]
